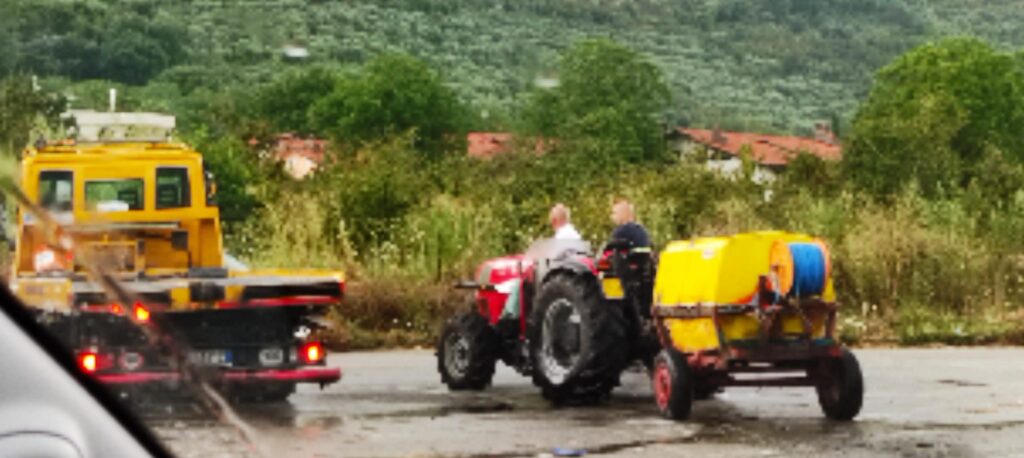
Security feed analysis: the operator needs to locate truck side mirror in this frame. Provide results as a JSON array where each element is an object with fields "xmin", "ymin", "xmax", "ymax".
[{"xmin": 204, "ymin": 169, "xmax": 217, "ymax": 206}]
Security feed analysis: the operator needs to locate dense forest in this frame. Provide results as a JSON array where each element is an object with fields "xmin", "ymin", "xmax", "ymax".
[{"xmin": 4, "ymin": 0, "xmax": 1024, "ymax": 134}]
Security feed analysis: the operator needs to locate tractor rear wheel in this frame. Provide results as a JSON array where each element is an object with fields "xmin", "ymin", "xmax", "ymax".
[
  {"xmin": 814, "ymin": 348, "xmax": 864, "ymax": 421},
  {"xmin": 437, "ymin": 312, "xmax": 499, "ymax": 390},
  {"xmin": 528, "ymin": 273, "xmax": 629, "ymax": 403},
  {"xmin": 652, "ymin": 349, "xmax": 693, "ymax": 420}
]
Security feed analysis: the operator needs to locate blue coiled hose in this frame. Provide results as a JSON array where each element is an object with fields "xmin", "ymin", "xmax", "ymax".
[{"xmin": 788, "ymin": 242, "xmax": 827, "ymax": 297}]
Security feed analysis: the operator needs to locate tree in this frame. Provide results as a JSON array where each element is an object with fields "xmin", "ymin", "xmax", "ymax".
[
  {"xmin": 189, "ymin": 133, "xmax": 264, "ymax": 225},
  {"xmin": 97, "ymin": 18, "xmax": 188, "ymax": 85},
  {"xmin": 310, "ymin": 54, "xmax": 465, "ymax": 156},
  {"xmin": 254, "ymin": 67, "xmax": 339, "ymax": 135},
  {"xmin": 846, "ymin": 37, "xmax": 1024, "ymax": 198},
  {"xmin": 0, "ymin": 75, "xmax": 65, "ymax": 155},
  {"xmin": 522, "ymin": 38, "xmax": 670, "ymax": 162}
]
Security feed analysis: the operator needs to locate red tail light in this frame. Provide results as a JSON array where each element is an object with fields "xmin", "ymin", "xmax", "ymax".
[
  {"xmin": 77, "ymin": 351, "xmax": 113, "ymax": 373},
  {"xmin": 300, "ymin": 342, "xmax": 325, "ymax": 364},
  {"xmin": 133, "ymin": 302, "xmax": 150, "ymax": 322},
  {"xmin": 79, "ymin": 352, "xmax": 98, "ymax": 373},
  {"xmin": 110, "ymin": 303, "xmax": 124, "ymax": 315}
]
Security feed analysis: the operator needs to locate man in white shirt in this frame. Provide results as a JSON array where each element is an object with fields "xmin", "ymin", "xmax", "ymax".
[
  {"xmin": 549, "ymin": 203, "xmax": 582, "ymax": 240},
  {"xmin": 499, "ymin": 203, "xmax": 582, "ymax": 324}
]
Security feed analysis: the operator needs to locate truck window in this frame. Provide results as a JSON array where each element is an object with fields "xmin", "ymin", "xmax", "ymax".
[
  {"xmin": 85, "ymin": 179, "xmax": 144, "ymax": 211},
  {"xmin": 156, "ymin": 167, "xmax": 190, "ymax": 209},
  {"xmin": 38, "ymin": 170, "xmax": 73, "ymax": 212}
]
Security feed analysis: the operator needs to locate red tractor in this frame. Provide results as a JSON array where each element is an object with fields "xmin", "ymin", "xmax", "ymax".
[{"xmin": 436, "ymin": 239, "xmax": 658, "ymax": 402}]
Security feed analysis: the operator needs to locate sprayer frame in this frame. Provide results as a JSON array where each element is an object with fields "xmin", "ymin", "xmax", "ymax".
[{"xmin": 652, "ymin": 274, "xmax": 844, "ymax": 389}]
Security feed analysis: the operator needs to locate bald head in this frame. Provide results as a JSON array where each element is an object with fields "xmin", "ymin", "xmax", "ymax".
[
  {"xmin": 611, "ymin": 199, "xmax": 635, "ymax": 226},
  {"xmin": 549, "ymin": 203, "xmax": 571, "ymax": 230}
]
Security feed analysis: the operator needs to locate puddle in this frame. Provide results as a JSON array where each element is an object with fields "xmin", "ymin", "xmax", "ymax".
[{"xmin": 364, "ymin": 399, "xmax": 516, "ymax": 419}]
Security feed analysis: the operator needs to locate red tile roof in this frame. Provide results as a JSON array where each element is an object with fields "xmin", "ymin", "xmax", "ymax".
[
  {"xmin": 467, "ymin": 132, "xmax": 515, "ymax": 159},
  {"xmin": 677, "ymin": 128, "xmax": 841, "ymax": 166},
  {"xmin": 273, "ymin": 133, "xmax": 327, "ymax": 163}
]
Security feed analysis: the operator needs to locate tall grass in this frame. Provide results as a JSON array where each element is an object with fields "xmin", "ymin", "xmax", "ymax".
[{"xmin": 231, "ymin": 143, "xmax": 1024, "ymax": 348}]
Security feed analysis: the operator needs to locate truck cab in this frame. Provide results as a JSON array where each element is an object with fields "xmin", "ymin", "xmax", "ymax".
[
  {"xmin": 16, "ymin": 142, "xmax": 222, "ymax": 278},
  {"xmin": 11, "ymin": 112, "xmax": 343, "ymax": 402}
]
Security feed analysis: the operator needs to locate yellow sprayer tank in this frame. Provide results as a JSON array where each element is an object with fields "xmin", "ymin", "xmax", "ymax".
[{"xmin": 653, "ymin": 231, "xmax": 835, "ymax": 353}]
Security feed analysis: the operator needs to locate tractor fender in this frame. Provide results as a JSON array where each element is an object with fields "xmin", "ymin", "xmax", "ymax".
[{"xmin": 538, "ymin": 260, "xmax": 597, "ymax": 285}]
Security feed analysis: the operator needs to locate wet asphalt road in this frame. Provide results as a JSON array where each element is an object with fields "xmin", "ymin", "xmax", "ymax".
[{"xmin": 151, "ymin": 348, "xmax": 1024, "ymax": 458}]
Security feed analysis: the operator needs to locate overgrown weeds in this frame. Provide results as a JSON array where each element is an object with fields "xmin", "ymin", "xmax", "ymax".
[{"xmin": 231, "ymin": 143, "xmax": 1024, "ymax": 348}]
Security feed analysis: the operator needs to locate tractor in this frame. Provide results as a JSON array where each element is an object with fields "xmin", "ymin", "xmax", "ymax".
[{"xmin": 436, "ymin": 238, "xmax": 658, "ymax": 402}]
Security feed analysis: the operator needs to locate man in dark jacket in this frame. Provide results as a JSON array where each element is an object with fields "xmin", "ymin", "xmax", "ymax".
[{"xmin": 609, "ymin": 198, "xmax": 650, "ymax": 248}]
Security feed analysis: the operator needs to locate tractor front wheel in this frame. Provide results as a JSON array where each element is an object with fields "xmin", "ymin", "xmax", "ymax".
[
  {"xmin": 814, "ymin": 348, "xmax": 864, "ymax": 421},
  {"xmin": 437, "ymin": 312, "xmax": 499, "ymax": 391},
  {"xmin": 652, "ymin": 349, "xmax": 693, "ymax": 420}
]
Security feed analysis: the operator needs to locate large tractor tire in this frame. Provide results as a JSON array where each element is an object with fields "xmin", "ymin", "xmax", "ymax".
[
  {"xmin": 528, "ymin": 273, "xmax": 629, "ymax": 403},
  {"xmin": 437, "ymin": 312, "xmax": 500, "ymax": 390},
  {"xmin": 652, "ymin": 349, "xmax": 693, "ymax": 420},
  {"xmin": 813, "ymin": 348, "xmax": 864, "ymax": 421}
]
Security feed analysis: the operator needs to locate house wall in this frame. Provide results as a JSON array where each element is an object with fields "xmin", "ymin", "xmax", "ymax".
[
  {"xmin": 673, "ymin": 139, "xmax": 777, "ymax": 184},
  {"xmin": 284, "ymin": 155, "xmax": 317, "ymax": 179}
]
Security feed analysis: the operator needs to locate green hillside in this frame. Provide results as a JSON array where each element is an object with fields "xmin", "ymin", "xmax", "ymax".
[{"xmin": 5, "ymin": 0, "xmax": 1024, "ymax": 133}]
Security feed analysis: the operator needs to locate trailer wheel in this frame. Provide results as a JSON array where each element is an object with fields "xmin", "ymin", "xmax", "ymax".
[
  {"xmin": 814, "ymin": 348, "xmax": 864, "ymax": 421},
  {"xmin": 437, "ymin": 312, "xmax": 499, "ymax": 390},
  {"xmin": 652, "ymin": 349, "xmax": 693, "ymax": 420},
  {"xmin": 528, "ymin": 273, "xmax": 628, "ymax": 403}
]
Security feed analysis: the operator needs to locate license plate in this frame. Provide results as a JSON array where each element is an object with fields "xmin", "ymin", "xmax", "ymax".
[
  {"xmin": 259, "ymin": 347, "xmax": 284, "ymax": 366},
  {"xmin": 602, "ymin": 277, "xmax": 624, "ymax": 299},
  {"xmin": 188, "ymin": 349, "xmax": 233, "ymax": 367}
]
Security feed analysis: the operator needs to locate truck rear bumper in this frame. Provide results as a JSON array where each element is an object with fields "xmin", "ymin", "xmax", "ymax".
[
  {"xmin": 97, "ymin": 366, "xmax": 342, "ymax": 386},
  {"xmin": 222, "ymin": 367, "xmax": 341, "ymax": 384}
]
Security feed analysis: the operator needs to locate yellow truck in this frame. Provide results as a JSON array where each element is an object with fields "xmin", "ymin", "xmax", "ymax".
[{"xmin": 10, "ymin": 116, "xmax": 343, "ymax": 401}]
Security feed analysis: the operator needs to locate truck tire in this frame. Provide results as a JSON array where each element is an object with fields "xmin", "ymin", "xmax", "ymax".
[
  {"xmin": 437, "ymin": 312, "xmax": 499, "ymax": 390},
  {"xmin": 814, "ymin": 348, "xmax": 864, "ymax": 421},
  {"xmin": 528, "ymin": 273, "xmax": 628, "ymax": 403},
  {"xmin": 652, "ymin": 348, "xmax": 693, "ymax": 420}
]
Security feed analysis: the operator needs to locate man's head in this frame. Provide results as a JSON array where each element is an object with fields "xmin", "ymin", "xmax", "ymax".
[
  {"xmin": 611, "ymin": 198, "xmax": 635, "ymax": 226},
  {"xmin": 549, "ymin": 203, "xmax": 571, "ymax": 230}
]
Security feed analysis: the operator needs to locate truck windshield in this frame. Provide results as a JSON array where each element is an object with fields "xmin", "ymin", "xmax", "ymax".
[{"xmin": 85, "ymin": 179, "xmax": 144, "ymax": 211}]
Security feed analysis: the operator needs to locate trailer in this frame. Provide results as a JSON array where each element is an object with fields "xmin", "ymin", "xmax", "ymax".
[{"xmin": 649, "ymin": 231, "xmax": 863, "ymax": 420}]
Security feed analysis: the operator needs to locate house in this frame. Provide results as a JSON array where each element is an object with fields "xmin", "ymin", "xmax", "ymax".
[
  {"xmin": 669, "ymin": 123, "xmax": 842, "ymax": 183},
  {"xmin": 272, "ymin": 133, "xmax": 327, "ymax": 179},
  {"xmin": 467, "ymin": 132, "xmax": 551, "ymax": 159},
  {"xmin": 467, "ymin": 132, "xmax": 515, "ymax": 159}
]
